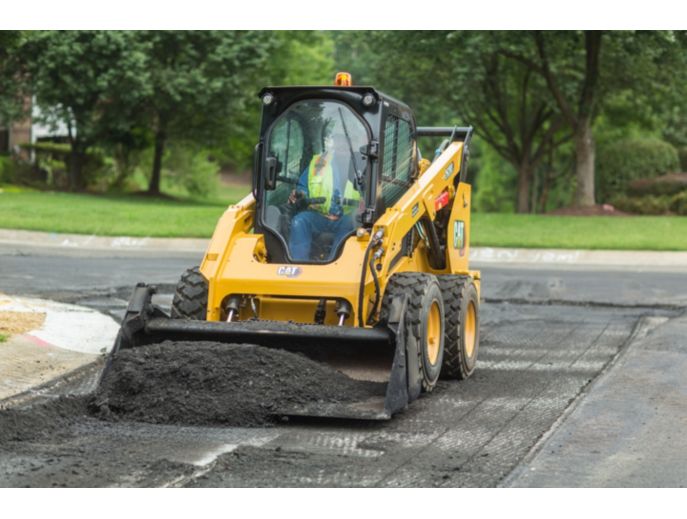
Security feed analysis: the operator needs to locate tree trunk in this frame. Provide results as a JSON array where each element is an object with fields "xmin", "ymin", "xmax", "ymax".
[
  {"xmin": 516, "ymin": 160, "xmax": 533, "ymax": 213},
  {"xmin": 574, "ymin": 117, "xmax": 595, "ymax": 207},
  {"xmin": 148, "ymin": 128, "xmax": 166, "ymax": 195}
]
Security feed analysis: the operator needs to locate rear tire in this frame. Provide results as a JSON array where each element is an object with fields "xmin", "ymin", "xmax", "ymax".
[
  {"xmin": 437, "ymin": 275, "xmax": 480, "ymax": 379},
  {"xmin": 171, "ymin": 266, "xmax": 208, "ymax": 320},
  {"xmin": 381, "ymin": 272, "xmax": 445, "ymax": 392}
]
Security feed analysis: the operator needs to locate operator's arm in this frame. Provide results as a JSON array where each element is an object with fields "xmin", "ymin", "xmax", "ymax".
[
  {"xmin": 289, "ymin": 166, "xmax": 309, "ymax": 204},
  {"xmin": 297, "ymin": 167, "xmax": 309, "ymax": 196}
]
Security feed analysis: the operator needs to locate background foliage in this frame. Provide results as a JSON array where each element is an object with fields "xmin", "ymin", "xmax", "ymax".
[{"xmin": 2, "ymin": 30, "xmax": 687, "ymax": 214}]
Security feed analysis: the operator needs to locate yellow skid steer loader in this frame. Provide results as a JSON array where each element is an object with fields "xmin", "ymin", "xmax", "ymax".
[{"xmin": 107, "ymin": 74, "xmax": 481, "ymax": 420}]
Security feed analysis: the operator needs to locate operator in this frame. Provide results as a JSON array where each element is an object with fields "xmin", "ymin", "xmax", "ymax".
[{"xmin": 288, "ymin": 132, "xmax": 361, "ymax": 261}]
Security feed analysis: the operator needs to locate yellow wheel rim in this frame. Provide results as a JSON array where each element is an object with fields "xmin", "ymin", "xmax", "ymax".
[
  {"xmin": 465, "ymin": 301, "xmax": 477, "ymax": 358},
  {"xmin": 426, "ymin": 300, "xmax": 442, "ymax": 365}
]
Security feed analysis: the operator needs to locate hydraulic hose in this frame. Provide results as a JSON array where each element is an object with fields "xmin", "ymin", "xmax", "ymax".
[
  {"xmin": 366, "ymin": 252, "xmax": 381, "ymax": 325},
  {"xmin": 357, "ymin": 231, "xmax": 383, "ymax": 327}
]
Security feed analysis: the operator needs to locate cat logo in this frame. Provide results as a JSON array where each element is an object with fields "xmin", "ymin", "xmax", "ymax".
[{"xmin": 276, "ymin": 266, "xmax": 302, "ymax": 278}]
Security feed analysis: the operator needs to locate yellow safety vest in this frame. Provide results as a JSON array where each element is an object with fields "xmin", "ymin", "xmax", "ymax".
[{"xmin": 307, "ymin": 154, "xmax": 361, "ymax": 215}]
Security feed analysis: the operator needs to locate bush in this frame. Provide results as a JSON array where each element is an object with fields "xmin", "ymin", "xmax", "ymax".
[
  {"xmin": 0, "ymin": 155, "xmax": 33, "ymax": 184},
  {"xmin": 679, "ymin": 146, "xmax": 687, "ymax": 172},
  {"xmin": 472, "ymin": 145, "xmax": 516, "ymax": 213},
  {"xmin": 610, "ymin": 190, "xmax": 687, "ymax": 215},
  {"xmin": 597, "ymin": 137, "xmax": 679, "ymax": 200},
  {"xmin": 19, "ymin": 142, "xmax": 109, "ymax": 190},
  {"xmin": 609, "ymin": 194, "xmax": 672, "ymax": 215},
  {"xmin": 627, "ymin": 172, "xmax": 687, "ymax": 196},
  {"xmin": 670, "ymin": 191, "xmax": 687, "ymax": 215},
  {"xmin": 163, "ymin": 145, "xmax": 219, "ymax": 198},
  {"xmin": 0, "ymin": 156, "xmax": 12, "ymax": 182},
  {"xmin": 19, "ymin": 142, "xmax": 69, "ymax": 187}
]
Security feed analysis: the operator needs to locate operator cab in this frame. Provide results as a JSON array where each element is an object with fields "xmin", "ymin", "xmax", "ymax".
[{"xmin": 255, "ymin": 74, "xmax": 418, "ymax": 264}]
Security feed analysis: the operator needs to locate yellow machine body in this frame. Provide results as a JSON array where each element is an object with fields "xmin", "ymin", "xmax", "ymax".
[{"xmin": 200, "ymin": 140, "xmax": 480, "ymax": 327}]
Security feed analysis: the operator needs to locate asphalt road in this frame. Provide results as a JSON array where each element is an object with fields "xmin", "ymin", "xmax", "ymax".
[
  {"xmin": 0, "ymin": 246, "xmax": 685, "ymax": 487},
  {"xmin": 1, "ymin": 249, "xmax": 686, "ymax": 313}
]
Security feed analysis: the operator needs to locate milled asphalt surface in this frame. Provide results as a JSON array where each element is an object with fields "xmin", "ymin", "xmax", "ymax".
[
  {"xmin": 505, "ymin": 313, "xmax": 687, "ymax": 487},
  {"xmin": 0, "ymin": 242, "xmax": 686, "ymax": 487}
]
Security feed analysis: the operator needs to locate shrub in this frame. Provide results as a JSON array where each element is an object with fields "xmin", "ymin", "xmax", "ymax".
[
  {"xmin": 597, "ymin": 138, "xmax": 679, "ymax": 200},
  {"xmin": 0, "ymin": 156, "xmax": 12, "ymax": 182},
  {"xmin": 19, "ymin": 142, "xmax": 108, "ymax": 190},
  {"xmin": 0, "ymin": 155, "xmax": 33, "ymax": 184},
  {"xmin": 163, "ymin": 145, "xmax": 219, "ymax": 198},
  {"xmin": 609, "ymin": 194, "xmax": 672, "ymax": 215},
  {"xmin": 670, "ymin": 191, "xmax": 687, "ymax": 215},
  {"xmin": 678, "ymin": 146, "xmax": 687, "ymax": 172},
  {"xmin": 627, "ymin": 173, "xmax": 687, "ymax": 196},
  {"xmin": 472, "ymin": 145, "xmax": 516, "ymax": 213}
]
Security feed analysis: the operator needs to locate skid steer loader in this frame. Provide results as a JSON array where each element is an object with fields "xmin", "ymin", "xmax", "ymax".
[{"xmin": 108, "ymin": 73, "xmax": 481, "ymax": 420}]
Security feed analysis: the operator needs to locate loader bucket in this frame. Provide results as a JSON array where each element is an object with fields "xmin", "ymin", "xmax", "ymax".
[{"xmin": 102, "ymin": 284, "xmax": 422, "ymax": 421}]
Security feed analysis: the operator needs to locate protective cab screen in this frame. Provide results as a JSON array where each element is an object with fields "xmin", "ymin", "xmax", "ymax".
[{"xmin": 263, "ymin": 100, "xmax": 369, "ymax": 263}]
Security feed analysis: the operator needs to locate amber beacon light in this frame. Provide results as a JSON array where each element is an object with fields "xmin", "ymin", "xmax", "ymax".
[{"xmin": 335, "ymin": 72, "xmax": 352, "ymax": 86}]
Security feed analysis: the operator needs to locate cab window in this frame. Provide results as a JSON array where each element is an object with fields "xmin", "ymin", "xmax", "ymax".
[{"xmin": 381, "ymin": 115, "xmax": 414, "ymax": 208}]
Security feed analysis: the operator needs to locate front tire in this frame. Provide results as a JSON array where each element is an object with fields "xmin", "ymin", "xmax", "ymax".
[
  {"xmin": 381, "ymin": 272, "xmax": 445, "ymax": 392},
  {"xmin": 170, "ymin": 266, "xmax": 208, "ymax": 320}
]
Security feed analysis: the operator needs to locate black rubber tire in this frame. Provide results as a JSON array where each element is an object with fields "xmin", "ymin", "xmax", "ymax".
[
  {"xmin": 380, "ymin": 272, "xmax": 445, "ymax": 393},
  {"xmin": 437, "ymin": 275, "xmax": 480, "ymax": 380},
  {"xmin": 170, "ymin": 266, "xmax": 208, "ymax": 320}
]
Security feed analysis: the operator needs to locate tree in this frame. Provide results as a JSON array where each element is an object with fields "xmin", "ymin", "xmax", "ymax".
[
  {"xmin": 0, "ymin": 31, "xmax": 27, "ymax": 125},
  {"xmin": 497, "ymin": 31, "xmax": 603, "ymax": 207},
  {"xmin": 20, "ymin": 31, "xmax": 150, "ymax": 190},
  {"xmin": 334, "ymin": 31, "xmax": 571, "ymax": 213},
  {"xmin": 219, "ymin": 31, "xmax": 336, "ymax": 171},
  {"xmin": 133, "ymin": 31, "xmax": 275, "ymax": 195},
  {"xmin": 446, "ymin": 32, "xmax": 571, "ymax": 213}
]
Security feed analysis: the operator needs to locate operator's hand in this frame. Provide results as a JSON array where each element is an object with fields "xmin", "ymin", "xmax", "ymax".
[{"xmin": 289, "ymin": 190, "xmax": 303, "ymax": 204}]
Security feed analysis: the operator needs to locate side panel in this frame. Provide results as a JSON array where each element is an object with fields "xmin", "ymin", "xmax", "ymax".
[{"xmin": 199, "ymin": 193, "xmax": 256, "ymax": 320}]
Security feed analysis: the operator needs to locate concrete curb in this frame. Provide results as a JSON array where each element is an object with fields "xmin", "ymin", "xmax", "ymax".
[
  {"xmin": 471, "ymin": 247, "xmax": 687, "ymax": 269},
  {"xmin": 0, "ymin": 228, "xmax": 207, "ymax": 254},
  {"xmin": 1, "ymin": 295, "xmax": 119, "ymax": 354},
  {"xmin": 2, "ymin": 228, "xmax": 687, "ymax": 268},
  {"xmin": 0, "ymin": 294, "xmax": 119, "ymax": 401}
]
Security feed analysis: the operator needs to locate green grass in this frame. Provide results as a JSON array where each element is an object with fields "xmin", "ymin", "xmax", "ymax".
[
  {"xmin": 472, "ymin": 213, "xmax": 687, "ymax": 251},
  {"xmin": 0, "ymin": 184, "xmax": 250, "ymax": 238},
  {"xmin": 1, "ymin": 185, "xmax": 685, "ymax": 249},
  {"xmin": 0, "ymin": 333, "xmax": 7, "ymax": 343}
]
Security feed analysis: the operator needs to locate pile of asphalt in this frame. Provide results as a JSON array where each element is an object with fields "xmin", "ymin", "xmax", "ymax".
[
  {"xmin": 93, "ymin": 341, "xmax": 385, "ymax": 427},
  {"xmin": 0, "ymin": 396, "xmax": 89, "ymax": 444}
]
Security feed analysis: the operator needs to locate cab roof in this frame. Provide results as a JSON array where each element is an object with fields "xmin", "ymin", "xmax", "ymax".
[{"xmin": 257, "ymin": 86, "xmax": 413, "ymax": 114}]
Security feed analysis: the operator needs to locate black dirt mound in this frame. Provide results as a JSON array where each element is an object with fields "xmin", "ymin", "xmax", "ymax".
[
  {"xmin": 0, "ymin": 396, "xmax": 90, "ymax": 443},
  {"xmin": 93, "ymin": 341, "xmax": 386, "ymax": 427}
]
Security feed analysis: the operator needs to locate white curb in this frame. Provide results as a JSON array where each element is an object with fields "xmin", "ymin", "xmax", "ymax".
[
  {"xmin": 2, "ymin": 228, "xmax": 687, "ymax": 269},
  {"xmin": 0, "ymin": 296, "xmax": 119, "ymax": 355},
  {"xmin": 0, "ymin": 228, "xmax": 207, "ymax": 253},
  {"xmin": 471, "ymin": 246, "xmax": 687, "ymax": 269}
]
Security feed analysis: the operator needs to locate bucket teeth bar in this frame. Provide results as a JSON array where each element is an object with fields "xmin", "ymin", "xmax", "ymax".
[{"xmin": 104, "ymin": 283, "xmax": 423, "ymax": 420}]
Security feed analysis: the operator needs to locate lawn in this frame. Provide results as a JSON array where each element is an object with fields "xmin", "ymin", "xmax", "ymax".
[
  {"xmin": 471, "ymin": 213, "xmax": 687, "ymax": 251},
  {"xmin": 0, "ymin": 184, "xmax": 250, "ymax": 238},
  {"xmin": 0, "ymin": 185, "xmax": 685, "ymax": 250}
]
